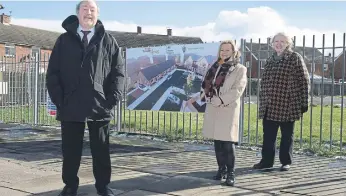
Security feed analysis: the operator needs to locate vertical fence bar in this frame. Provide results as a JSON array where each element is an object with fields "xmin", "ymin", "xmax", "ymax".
[
  {"xmin": 169, "ymin": 112, "xmax": 172, "ymax": 137},
  {"xmin": 123, "ymin": 48, "xmax": 127, "ymax": 132},
  {"xmin": 139, "ymin": 111, "xmax": 142, "ymax": 134},
  {"xmin": 256, "ymin": 38, "xmax": 261, "ymax": 146},
  {"xmin": 320, "ymin": 34, "xmax": 325, "ymax": 147},
  {"xmin": 145, "ymin": 111, "xmax": 148, "ymax": 133},
  {"xmin": 310, "ymin": 35, "xmax": 315, "ymax": 148},
  {"xmin": 248, "ymin": 39, "xmax": 252, "ymax": 144},
  {"xmin": 20, "ymin": 62, "xmax": 26, "ymax": 123},
  {"xmin": 14, "ymin": 56, "xmax": 18, "ymax": 123},
  {"xmin": 129, "ymin": 110, "xmax": 131, "ymax": 132},
  {"xmin": 196, "ymin": 113, "xmax": 199, "ymax": 140},
  {"xmin": 175, "ymin": 112, "xmax": 178, "ymax": 139},
  {"xmin": 300, "ymin": 35, "xmax": 305, "ymax": 148},
  {"xmin": 133, "ymin": 110, "xmax": 137, "ymax": 132},
  {"xmin": 5, "ymin": 57, "xmax": 7, "ymax": 122},
  {"xmin": 151, "ymin": 111, "xmax": 154, "ymax": 134},
  {"xmin": 182, "ymin": 112, "xmax": 185, "ymax": 140},
  {"xmin": 10, "ymin": 56, "xmax": 14, "ymax": 122},
  {"xmin": 42, "ymin": 54, "xmax": 47, "ymax": 125},
  {"xmin": 1, "ymin": 57, "xmax": 3, "ymax": 122},
  {"xmin": 239, "ymin": 38, "xmax": 245, "ymax": 145},
  {"xmin": 330, "ymin": 33, "xmax": 336, "ymax": 150},
  {"xmin": 46, "ymin": 54, "xmax": 51, "ymax": 125},
  {"xmin": 157, "ymin": 111, "xmax": 159, "ymax": 136},
  {"xmin": 34, "ymin": 53, "xmax": 39, "ymax": 125},
  {"xmin": 117, "ymin": 100, "xmax": 121, "ymax": 132},
  {"xmin": 341, "ymin": 33, "xmax": 345, "ymax": 151},
  {"xmin": 189, "ymin": 112, "xmax": 192, "ymax": 139},
  {"xmin": 163, "ymin": 111, "xmax": 166, "ymax": 136}
]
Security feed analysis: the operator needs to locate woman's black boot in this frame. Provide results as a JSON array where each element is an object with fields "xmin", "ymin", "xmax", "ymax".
[
  {"xmin": 225, "ymin": 168, "xmax": 235, "ymax": 186},
  {"xmin": 224, "ymin": 141, "xmax": 235, "ymax": 186},
  {"xmin": 213, "ymin": 140, "xmax": 226, "ymax": 180},
  {"xmin": 213, "ymin": 162, "xmax": 227, "ymax": 180}
]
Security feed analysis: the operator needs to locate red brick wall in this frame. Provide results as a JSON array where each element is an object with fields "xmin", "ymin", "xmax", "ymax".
[
  {"xmin": 0, "ymin": 44, "xmax": 4, "ymax": 57},
  {"xmin": 305, "ymin": 62, "xmax": 331, "ymax": 79},
  {"xmin": 334, "ymin": 52, "xmax": 346, "ymax": 80},
  {"xmin": 0, "ymin": 43, "xmax": 52, "ymax": 72},
  {"xmin": 0, "ymin": 43, "xmax": 52, "ymax": 61},
  {"xmin": 244, "ymin": 52, "xmax": 262, "ymax": 78}
]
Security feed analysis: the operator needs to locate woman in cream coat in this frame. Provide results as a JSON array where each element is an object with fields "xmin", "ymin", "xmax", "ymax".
[{"xmin": 186, "ymin": 40, "xmax": 247, "ymax": 186}]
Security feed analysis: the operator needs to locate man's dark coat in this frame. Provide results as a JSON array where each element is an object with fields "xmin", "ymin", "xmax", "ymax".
[{"xmin": 46, "ymin": 15, "xmax": 125, "ymax": 122}]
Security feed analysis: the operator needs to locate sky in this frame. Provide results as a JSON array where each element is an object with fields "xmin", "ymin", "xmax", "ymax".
[{"xmin": 1, "ymin": 1, "xmax": 346, "ymax": 50}]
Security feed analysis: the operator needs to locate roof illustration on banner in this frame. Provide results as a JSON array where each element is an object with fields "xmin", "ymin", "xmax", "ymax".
[
  {"xmin": 125, "ymin": 43, "xmax": 220, "ymax": 60},
  {"xmin": 140, "ymin": 60, "xmax": 175, "ymax": 81}
]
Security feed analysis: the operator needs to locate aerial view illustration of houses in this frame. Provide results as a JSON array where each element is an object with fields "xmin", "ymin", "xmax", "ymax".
[{"xmin": 125, "ymin": 43, "xmax": 219, "ymax": 112}]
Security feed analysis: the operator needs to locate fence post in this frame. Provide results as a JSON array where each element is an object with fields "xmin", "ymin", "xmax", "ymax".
[
  {"xmin": 33, "ymin": 57, "xmax": 39, "ymax": 125},
  {"xmin": 238, "ymin": 38, "xmax": 245, "ymax": 145},
  {"xmin": 116, "ymin": 48, "xmax": 126, "ymax": 132}
]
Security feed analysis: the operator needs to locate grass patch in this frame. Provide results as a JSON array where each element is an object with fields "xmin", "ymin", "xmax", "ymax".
[{"xmin": 1, "ymin": 103, "xmax": 346, "ymax": 156}]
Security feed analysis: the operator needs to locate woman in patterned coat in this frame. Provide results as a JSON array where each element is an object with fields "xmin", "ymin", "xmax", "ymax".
[
  {"xmin": 253, "ymin": 32, "xmax": 310, "ymax": 171},
  {"xmin": 186, "ymin": 40, "xmax": 248, "ymax": 186}
]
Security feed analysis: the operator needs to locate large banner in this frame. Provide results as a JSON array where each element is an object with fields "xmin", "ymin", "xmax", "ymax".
[{"xmin": 125, "ymin": 43, "xmax": 220, "ymax": 113}]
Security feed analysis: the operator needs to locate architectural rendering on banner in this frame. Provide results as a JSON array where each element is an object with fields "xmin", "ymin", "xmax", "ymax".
[{"xmin": 125, "ymin": 43, "xmax": 220, "ymax": 113}]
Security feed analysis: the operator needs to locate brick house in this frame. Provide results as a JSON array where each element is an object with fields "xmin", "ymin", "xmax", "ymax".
[
  {"xmin": 332, "ymin": 51, "xmax": 346, "ymax": 81},
  {"xmin": 243, "ymin": 42, "xmax": 333, "ymax": 79},
  {"xmin": 0, "ymin": 13, "xmax": 202, "ymax": 68}
]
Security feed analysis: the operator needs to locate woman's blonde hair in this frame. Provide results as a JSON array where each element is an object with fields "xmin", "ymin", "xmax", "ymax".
[
  {"xmin": 217, "ymin": 40, "xmax": 241, "ymax": 61},
  {"xmin": 270, "ymin": 32, "xmax": 294, "ymax": 51}
]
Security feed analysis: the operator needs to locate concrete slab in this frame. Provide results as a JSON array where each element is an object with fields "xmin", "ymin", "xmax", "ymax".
[
  {"xmin": 142, "ymin": 175, "xmax": 221, "ymax": 196},
  {"xmin": 119, "ymin": 190, "xmax": 171, "ymax": 196},
  {"xmin": 0, "ymin": 159, "xmax": 59, "ymax": 185},
  {"xmin": 108, "ymin": 172, "xmax": 169, "ymax": 191},
  {"xmin": 0, "ymin": 187, "xmax": 29, "ymax": 196},
  {"xmin": 8, "ymin": 171, "xmax": 95, "ymax": 194},
  {"xmin": 34, "ymin": 183, "xmax": 124, "ymax": 196}
]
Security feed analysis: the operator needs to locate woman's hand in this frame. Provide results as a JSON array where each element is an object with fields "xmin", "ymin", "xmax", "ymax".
[
  {"xmin": 185, "ymin": 98, "xmax": 196, "ymax": 107},
  {"xmin": 211, "ymin": 96, "xmax": 222, "ymax": 107}
]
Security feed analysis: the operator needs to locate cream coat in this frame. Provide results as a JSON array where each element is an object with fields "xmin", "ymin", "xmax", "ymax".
[{"xmin": 201, "ymin": 63, "xmax": 247, "ymax": 142}]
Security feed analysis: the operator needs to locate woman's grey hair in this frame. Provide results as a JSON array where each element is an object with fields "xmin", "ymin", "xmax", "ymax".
[
  {"xmin": 270, "ymin": 32, "xmax": 294, "ymax": 50},
  {"xmin": 76, "ymin": 0, "xmax": 99, "ymax": 14}
]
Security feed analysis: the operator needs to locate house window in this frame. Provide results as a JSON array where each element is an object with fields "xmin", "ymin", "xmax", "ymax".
[
  {"xmin": 323, "ymin": 64, "xmax": 328, "ymax": 71},
  {"xmin": 245, "ymin": 61, "xmax": 250, "ymax": 67},
  {"xmin": 5, "ymin": 44, "xmax": 15, "ymax": 57}
]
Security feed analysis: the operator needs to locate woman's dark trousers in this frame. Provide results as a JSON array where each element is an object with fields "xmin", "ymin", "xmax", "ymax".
[{"xmin": 213, "ymin": 140, "xmax": 235, "ymax": 186}]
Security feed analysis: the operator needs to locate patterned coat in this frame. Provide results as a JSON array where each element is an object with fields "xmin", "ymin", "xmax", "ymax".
[{"xmin": 259, "ymin": 50, "xmax": 310, "ymax": 122}]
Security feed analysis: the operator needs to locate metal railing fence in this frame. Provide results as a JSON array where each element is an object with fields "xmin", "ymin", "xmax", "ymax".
[{"xmin": 0, "ymin": 33, "xmax": 345, "ymax": 153}]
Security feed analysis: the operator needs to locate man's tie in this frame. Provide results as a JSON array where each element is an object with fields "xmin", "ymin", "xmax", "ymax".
[{"xmin": 81, "ymin": 30, "xmax": 91, "ymax": 48}]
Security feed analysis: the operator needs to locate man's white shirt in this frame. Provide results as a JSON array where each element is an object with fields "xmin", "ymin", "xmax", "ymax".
[{"xmin": 77, "ymin": 25, "xmax": 95, "ymax": 44}]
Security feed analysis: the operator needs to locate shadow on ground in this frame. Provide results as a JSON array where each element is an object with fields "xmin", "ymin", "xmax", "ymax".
[
  {"xmin": 0, "ymin": 139, "xmax": 168, "ymax": 162},
  {"xmin": 32, "ymin": 171, "xmax": 261, "ymax": 196},
  {"xmin": 33, "ymin": 167, "xmax": 326, "ymax": 196}
]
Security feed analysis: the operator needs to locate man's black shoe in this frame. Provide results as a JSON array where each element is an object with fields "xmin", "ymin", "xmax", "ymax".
[
  {"xmin": 97, "ymin": 186, "xmax": 115, "ymax": 196},
  {"xmin": 58, "ymin": 186, "xmax": 77, "ymax": 196}
]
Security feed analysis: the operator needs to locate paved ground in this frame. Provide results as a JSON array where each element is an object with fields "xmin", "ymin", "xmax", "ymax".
[{"xmin": 0, "ymin": 124, "xmax": 346, "ymax": 196}]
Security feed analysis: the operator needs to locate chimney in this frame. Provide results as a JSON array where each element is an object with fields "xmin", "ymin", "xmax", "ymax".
[
  {"xmin": 0, "ymin": 13, "xmax": 11, "ymax": 25},
  {"xmin": 167, "ymin": 28, "xmax": 172, "ymax": 36},
  {"xmin": 137, "ymin": 26, "xmax": 142, "ymax": 34}
]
